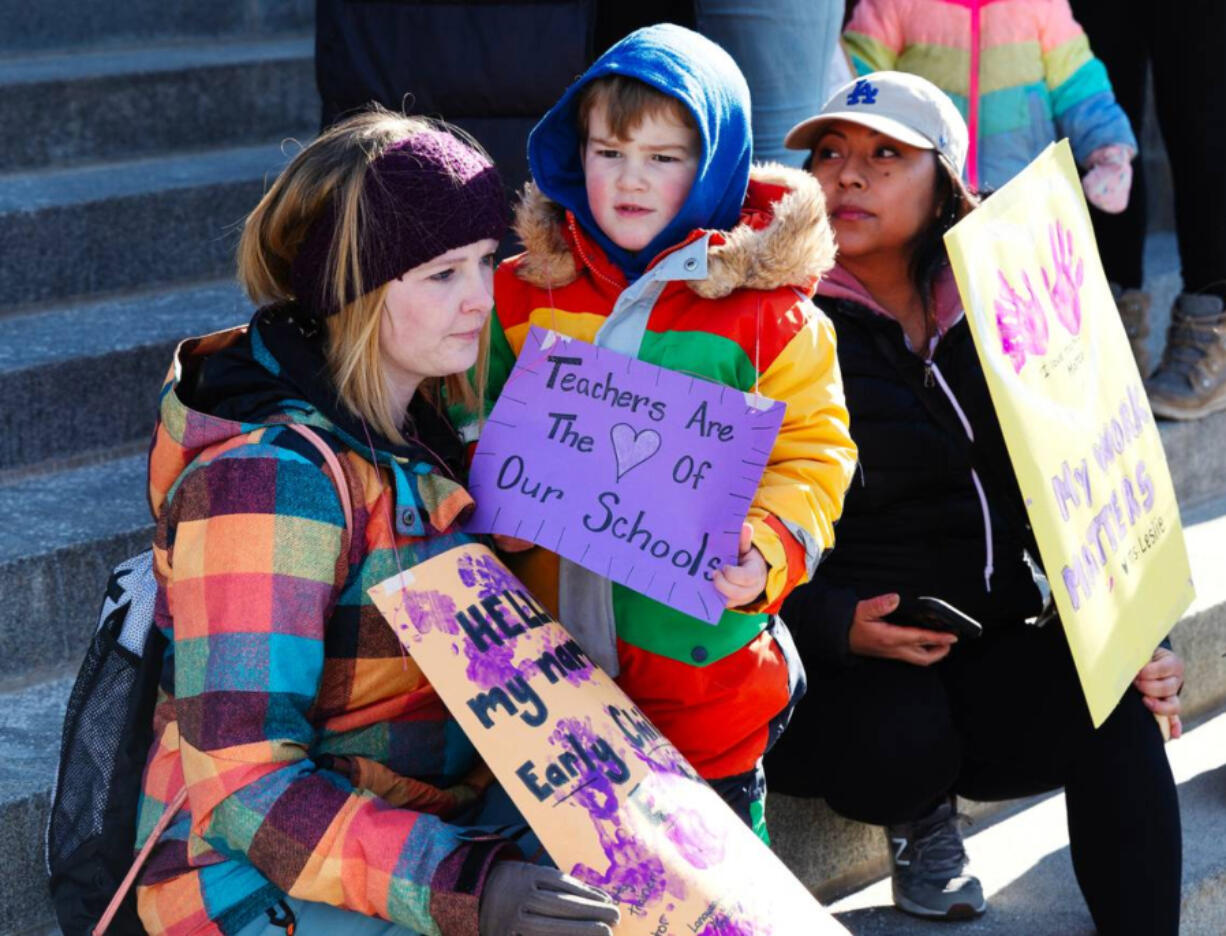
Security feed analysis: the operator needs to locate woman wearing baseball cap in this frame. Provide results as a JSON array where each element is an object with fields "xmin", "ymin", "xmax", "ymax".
[{"xmin": 767, "ymin": 73, "xmax": 1183, "ymax": 934}]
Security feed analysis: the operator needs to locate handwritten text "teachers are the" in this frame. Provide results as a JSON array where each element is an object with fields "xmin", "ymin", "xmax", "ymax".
[{"xmin": 492, "ymin": 354, "xmax": 743, "ymax": 581}]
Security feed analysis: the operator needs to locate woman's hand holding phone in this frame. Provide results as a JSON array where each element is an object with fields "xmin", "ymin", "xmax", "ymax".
[{"xmin": 848, "ymin": 593, "xmax": 957, "ymax": 666}]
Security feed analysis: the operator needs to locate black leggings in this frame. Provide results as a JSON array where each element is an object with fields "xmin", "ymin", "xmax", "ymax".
[
  {"xmin": 1070, "ymin": 0, "xmax": 1226, "ymax": 298},
  {"xmin": 766, "ymin": 621, "xmax": 1181, "ymax": 936}
]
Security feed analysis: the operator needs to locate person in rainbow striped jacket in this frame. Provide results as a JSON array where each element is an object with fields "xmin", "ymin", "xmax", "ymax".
[{"xmin": 842, "ymin": 0, "xmax": 1137, "ymax": 204}]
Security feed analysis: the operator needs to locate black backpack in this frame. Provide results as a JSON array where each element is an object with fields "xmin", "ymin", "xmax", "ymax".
[
  {"xmin": 46, "ymin": 550, "xmax": 168, "ymax": 936},
  {"xmin": 46, "ymin": 424, "xmax": 352, "ymax": 936}
]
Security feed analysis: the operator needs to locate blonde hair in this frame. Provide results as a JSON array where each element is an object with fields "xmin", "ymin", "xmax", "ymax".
[
  {"xmin": 237, "ymin": 106, "xmax": 488, "ymax": 444},
  {"xmin": 576, "ymin": 75, "xmax": 697, "ymax": 142}
]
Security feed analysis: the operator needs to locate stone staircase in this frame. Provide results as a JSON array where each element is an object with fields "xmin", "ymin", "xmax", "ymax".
[
  {"xmin": 0, "ymin": 2, "xmax": 315, "ymax": 933},
  {"xmin": 1, "ymin": 7, "xmax": 1223, "ymax": 935}
]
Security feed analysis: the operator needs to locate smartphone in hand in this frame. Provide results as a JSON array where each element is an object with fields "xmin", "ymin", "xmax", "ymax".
[{"xmin": 884, "ymin": 595, "xmax": 983, "ymax": 640}]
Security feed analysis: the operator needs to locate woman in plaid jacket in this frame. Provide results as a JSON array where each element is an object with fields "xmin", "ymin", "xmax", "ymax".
[{"xmin": 134, "ymin": 110, "xmax": 619, "ymax": 936}]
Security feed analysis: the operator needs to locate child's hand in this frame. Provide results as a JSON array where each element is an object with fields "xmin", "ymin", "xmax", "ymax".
[
  {"xmin": 713, "ymin": 523, "xmax": 768, "ymax": 608},
  {"xmin": 492, "ymin": 534, "xmax": 534, "ymax": 553},
  {"xmin": 1082, "ymin": 144, "xmax": 1134, "ymax": 214}
]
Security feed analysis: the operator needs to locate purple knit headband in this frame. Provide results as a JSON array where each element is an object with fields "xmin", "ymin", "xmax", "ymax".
[{"xmin": 290, "ymin": 128, "xmax": 509, "ymax": 317}]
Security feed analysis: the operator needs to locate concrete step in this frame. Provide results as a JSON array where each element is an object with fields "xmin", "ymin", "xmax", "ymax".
[
  {"xmin": 770, "ymin": 497, "xmax": 1226, "ymax": 907},
  {"xmin": 0, "ymin": 674, "xmax": 77, "ymax": 936},
  {"xmin": 0, "ymin": 142, "xmax": 294, "ymax": 311},
  {"xmin": 0, "ymin": 38, "xmax": 317, "ymax": 172},
  {"xmin": 0, "ymin": 0, "xmax": 312, "ymax": 54},
  {"xmin": 826, "ymin": 707, "xmax": 1226, "ymax": 935},
  {"xmin": 1173, "ymin": 496, "xmax": 1226, "ymax": 723},
  {"xmin": 0, "ymin": 281, "xmax": 250, "ymax": 472},
  {"xmin": 1159, "ymin": 409, "xmax": 1226, "ymax": 515},
  {"xmin": 0, "ymin": 455, "xmax": 151, "ymax": 681}
]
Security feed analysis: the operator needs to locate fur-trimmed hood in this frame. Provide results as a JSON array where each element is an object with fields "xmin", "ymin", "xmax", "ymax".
[{"xmin": 509, "ymin": 163, "xmax": 836, "ymax": 300}]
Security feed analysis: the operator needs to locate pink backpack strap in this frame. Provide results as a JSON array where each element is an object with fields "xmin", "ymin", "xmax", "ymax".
[
  {"xmin": 93, "ymin": 787, "xmax": 187, "ymax": 935},
  {"xmin": 285, "ymin": 423, "xmax": 354, "ymax": 532},
  {"xmin": 94, "ymin": 422, "xmax": 353, "ymax": 936}
]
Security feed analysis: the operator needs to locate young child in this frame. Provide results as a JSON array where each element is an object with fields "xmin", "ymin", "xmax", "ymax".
[
  {"xmin": 842, "ymin": 0, "xmax": 1137, "ymax": 204},
  {"xmin": 486, "ymin": 24, "xmax": 858, "ymax": 842}
]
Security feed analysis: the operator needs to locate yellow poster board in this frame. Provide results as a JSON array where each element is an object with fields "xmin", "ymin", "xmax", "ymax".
[
  {"xmin": 945, "ymin": 140, "xmax": 1194, "ymax": 726},
  {"xmin": 369, "ymin": 543, "xmax": 847, "ymax": 935}
]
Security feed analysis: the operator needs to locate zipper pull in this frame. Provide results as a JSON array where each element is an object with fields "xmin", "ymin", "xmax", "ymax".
[{"xmin": 923, "ymin": 361, "xmax": 935, "ymax": 388}]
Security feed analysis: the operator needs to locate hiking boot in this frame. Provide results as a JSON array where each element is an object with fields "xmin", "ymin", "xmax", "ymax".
[
  {"xmin": 1146, "ymin": 293, "xmax": 1226, "ymax": 420},
  {"xmin": 886, "ymin": 798, "xmax": 985, "ymax": 920},
  {"xmin": 1112, "ymin": 283, "xmax": 1152, "ymax": 377}
]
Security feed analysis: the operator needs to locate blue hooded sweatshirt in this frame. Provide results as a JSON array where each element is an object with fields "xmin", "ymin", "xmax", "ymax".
[{"xmin": 527, "ymin": 24, "xmax": 752, "ymax": 280}]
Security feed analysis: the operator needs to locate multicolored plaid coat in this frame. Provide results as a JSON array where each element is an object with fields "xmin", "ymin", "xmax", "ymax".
[
  {"xmin": 843, "ymin": 0, "xmax": 1137, "ymax": 190},
  {"xmin": 135, "ymin": 322, "xmax": 511, "ymax": 936},
  {"xmin": 488, "ymin": 165, "xmax": 858, "ymax": 780}
]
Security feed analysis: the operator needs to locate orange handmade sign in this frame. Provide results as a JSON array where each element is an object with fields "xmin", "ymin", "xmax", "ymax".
[{"xmin": 369, "ymin": 542, "xmax": 847, "ymax": 935}]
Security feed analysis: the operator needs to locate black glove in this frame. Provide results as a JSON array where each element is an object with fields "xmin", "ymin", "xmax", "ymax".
[{"xmin": 478, "ymin": 861, "xmax": 621, "ymax": 936}]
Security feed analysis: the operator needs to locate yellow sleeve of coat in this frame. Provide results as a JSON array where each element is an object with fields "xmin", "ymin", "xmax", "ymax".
[{"xmin": 743, "ymin": 303, "xmax": 857, "ymax": 614}]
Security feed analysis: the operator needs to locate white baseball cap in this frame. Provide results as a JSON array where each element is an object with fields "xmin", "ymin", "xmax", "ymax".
[{"xmin": 784, "ymin": 71, "xmax": 969, "ymax": 177}]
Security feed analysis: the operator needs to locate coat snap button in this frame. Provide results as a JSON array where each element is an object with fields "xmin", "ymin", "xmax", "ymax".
[{"xmin": 691, "ymin": 645, "xmax": 709, "ymax": 663}]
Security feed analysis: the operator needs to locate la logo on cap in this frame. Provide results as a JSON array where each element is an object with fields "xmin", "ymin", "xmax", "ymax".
[{"xmin": 846, "ymin": 79, "xmax": 879, "ymax": 106}]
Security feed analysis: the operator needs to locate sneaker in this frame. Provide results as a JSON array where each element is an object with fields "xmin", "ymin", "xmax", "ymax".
[
  {"xmin": 1146, "ymin": 293, "xmax": 1226, "ymax": 420},
  {"xmin": 1111, "ymin": 283, "xmax": 1152, "ymax": 377},
  {"xmin": 886, "ymin": 798, "xmax": 986, "ymax": 920}
]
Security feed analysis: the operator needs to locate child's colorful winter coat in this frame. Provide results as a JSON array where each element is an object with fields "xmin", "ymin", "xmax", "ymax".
[
  {"xmin": 488, "ymin": 25, "xmax": 857, "ymax": 785},
  {"xmin": 491, "ymin": 165, "xmax": 856, "ymax": 782},
  {"xmin": 843, "ymin": 0, "xmax": 1137, "ymax": 190}
]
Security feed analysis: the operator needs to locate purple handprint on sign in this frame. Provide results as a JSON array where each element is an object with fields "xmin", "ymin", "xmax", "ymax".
[
  {"xmin": 1042, "ymin": 220, "xmax": 1085, "ymax": 335},
  {"xmin": 456, "ymin": 551, "xmax": 516, "ymax": 599},
  {"xmin": 994, "ymin": 269, "xmax": 1050, "ymax": 373},
  {"xmin": 400, "ymin": 590, "xmax": 459, "ymax": 637},
  {"xmin": 465, "ymin": 635, "xmax": 519, "ymax": 689}
]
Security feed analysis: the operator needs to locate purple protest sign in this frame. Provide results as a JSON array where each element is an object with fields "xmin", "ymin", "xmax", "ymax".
[{"xmin": 466, "ymin": 326, "xmax": 786, "ymax": 624}]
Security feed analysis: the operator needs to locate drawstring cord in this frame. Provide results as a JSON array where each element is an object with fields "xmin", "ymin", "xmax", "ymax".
[
  {"xmin": 402, "ymin": 421, "xmax": 459, "ymax": 482},
  {"xmin": 927, "ymin": 361, "xmax": 995, "ymax": 592}
]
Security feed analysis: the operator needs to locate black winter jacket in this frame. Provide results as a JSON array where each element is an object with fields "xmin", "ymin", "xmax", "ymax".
[
  {"xmin": 315, "ymin": 1, "xmax": 698, "ymax": 195},
  {"xmin": 783, "ymin": 290, "xmax": 1045, "ymax": 668}
]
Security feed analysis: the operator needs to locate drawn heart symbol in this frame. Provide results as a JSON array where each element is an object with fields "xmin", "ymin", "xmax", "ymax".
[{"xmin": 610, "ymin": 423, "xmax": 662, "ymax": 481}]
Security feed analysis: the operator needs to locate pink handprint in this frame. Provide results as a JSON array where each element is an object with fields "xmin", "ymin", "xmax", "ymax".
[
  {"xmin": 1042, "ymin": 220, "xmax": 1085, "ymax": 335},
  {"xmin": 994, "ymin": 269, "xmax": 1049, "ymax": 373}
]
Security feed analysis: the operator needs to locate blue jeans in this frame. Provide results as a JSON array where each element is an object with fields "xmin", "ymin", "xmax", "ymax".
[
  {"xmin": 233, "ymin": 784, "xmax": 546, "ymax": 936},
  {"xmin": 696, "ymin": 0, "xmax": 846, "ymax": 165}
]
